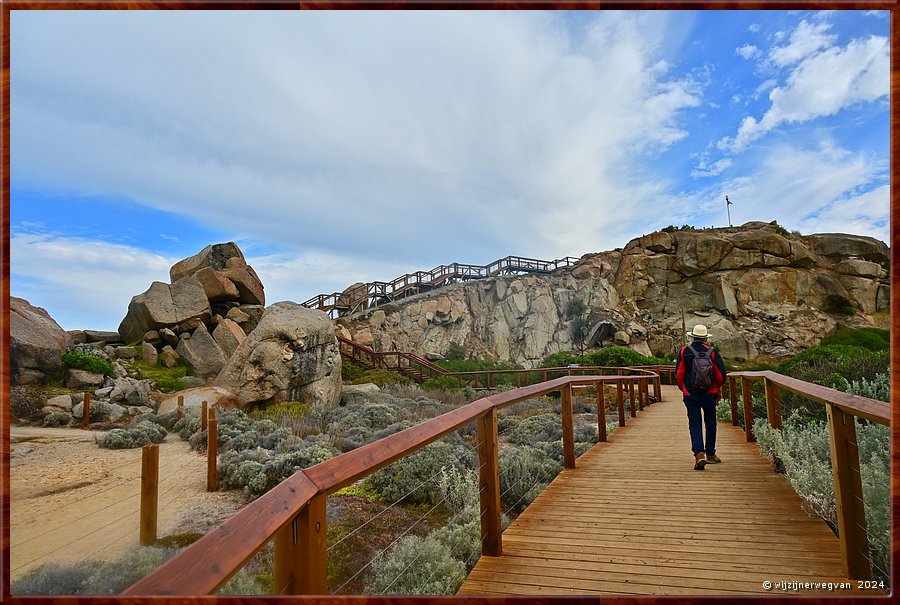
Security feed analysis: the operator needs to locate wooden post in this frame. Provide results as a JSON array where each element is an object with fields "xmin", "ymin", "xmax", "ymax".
[
  {"xmin": 653, "ymin": 375, "xmax": 661, "ymax": 401},
  {"xmin": 207, "ymin": 409, "xmax": 218, "ymax": 492},
  {"xmin": 274, "ymin": 494, "xmax": 328, "ymax": 595},
  {"xmin": 201, "ymin": 401, "xmax": 208, "ymax": 431},
  {"xmin": 140, "ymin": 444, "xmax": 159, "ymax": 546},
  {"xmin": 177, "ymin": 395, "xmax": 184, "ymax": 420},
  {"xmin": 560, "ymin": 383, "xmax": 576, "ymax": 469},
  {"xmin": 764, "ymin": 378, "xmax": 783, "ymax": 430},
  {"xmin": 826, "ymin": 404, "xmax": 871, "ymax": 580},
  {"xmin": 639, "ymin": 379, "xmax": 648, "ymax": 409},
  {"xmin": 742, "ymin": 378, "xmax": 755, "ymax": 442},
  {"xmin": 617, "ymin": 380, "xmax": 626, "ymax": 427},
  {"xmin": 82, "ymin": 391, "xmax": 91, "ymax": 429},
  {"xmin": 595, "ymin": 382, "xmax": 607, "ymax": 442},
  {"xmin": 628, "ymin": 379, "xmax": 636, "ymax": 417},
  {"xmin": 729, "ymin": 377, "xmax": 739, "ymax": 426},
  {"xmin": 477, "ymin": 408, "xmax": 502, "ymax": 556}
]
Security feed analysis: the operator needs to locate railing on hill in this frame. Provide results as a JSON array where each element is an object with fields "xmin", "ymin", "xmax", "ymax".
[
  {"xmin": 724, "ymin": 370, "xmax": 890, "ymax": 582},
  {"xmin": 303, "ymin": 255, "xmax": 580, "ymax": 318},
  {"xmin": 123, "ymin": 371, "xmax": 660, "ymax": 596},
  {"xmin": 338, "ymin": 335, "xmax": 677, "ymax": 389}
]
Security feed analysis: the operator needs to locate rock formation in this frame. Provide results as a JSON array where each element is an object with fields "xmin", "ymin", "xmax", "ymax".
[
  {"xmin": 10, "ymin": 297, "xmax": 74, "ymax": 384},
  {"xmin": 337, "ymin": 223, "xmax": 889, "ymax": 365},
  {"xmin": 117, "ymin": 242, "xmax": 265, "ymax": 378},
  {"xmin": 216, "ymin": 302, "xmax": 341, "ymax": 408}
]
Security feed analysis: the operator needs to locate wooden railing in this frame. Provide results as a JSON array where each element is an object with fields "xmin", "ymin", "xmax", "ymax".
[
  {"xmin": 302, "ymin": 255, "xmax": 580, "ymax": 317},
  {"xmin": 725, "ymin": 371, "xmax": 890, "ymax": 581},
  {"xmin": 123, "ymin": 371, "xmax": 659, "ymax": 596},
  {"xmin": 338, "ymin": 334, "xmax": 676, "ymax": 389}
]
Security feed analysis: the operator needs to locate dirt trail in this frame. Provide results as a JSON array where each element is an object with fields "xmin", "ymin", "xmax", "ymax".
[{"xmin": 10, "ymin": 426, "xmax": 244, "ymax": 582}]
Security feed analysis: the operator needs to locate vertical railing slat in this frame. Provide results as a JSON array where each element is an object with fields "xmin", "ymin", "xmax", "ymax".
[
  {"xmin": 742, "ymin": 378, "xmax": 755, "ymax": 442},
  {"xmin": 560, "ymin": 384, "xmax": 576, "ymax": 469},
  {"xmin": 826, "ymin": 404, "xmax": 871, "ymax": 580},
  {"xmin": 477, "ymin": 408, "xmax": 502, "ymax": 557}
]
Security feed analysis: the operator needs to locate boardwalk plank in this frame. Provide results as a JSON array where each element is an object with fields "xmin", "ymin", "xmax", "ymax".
[{"xmin": 459, "ymin": 385, "xmax": 854, "ymax": 596}]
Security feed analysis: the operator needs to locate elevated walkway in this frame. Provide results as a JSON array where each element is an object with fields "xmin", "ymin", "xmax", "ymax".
[{"xmin": 459, "ymin": 385, "xmax": 860, "ymax": 596}]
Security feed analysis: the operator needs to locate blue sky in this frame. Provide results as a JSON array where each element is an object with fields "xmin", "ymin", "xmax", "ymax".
[{"xmin": 9, "ymin": 10, "xmax": 890, "ymax": 331}]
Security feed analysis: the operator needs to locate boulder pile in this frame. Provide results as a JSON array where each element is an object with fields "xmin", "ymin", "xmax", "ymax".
[
  {"xmin": 117, "ymin": 243, "xmax": 265, "ymax": 379},
  {"xmin": 10, "ymin": 297, "xmax": 73, "ymax": 385}
]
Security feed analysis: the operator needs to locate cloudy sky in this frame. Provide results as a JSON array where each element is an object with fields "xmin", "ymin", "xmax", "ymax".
[{"xmin": 10, "ymin": 10, "xmax": 890, "ymax": 331}]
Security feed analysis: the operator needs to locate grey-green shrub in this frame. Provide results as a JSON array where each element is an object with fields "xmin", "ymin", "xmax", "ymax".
[
  {"xmin": 11, "ymin": 546, "xmax": 263, "ymax": 595},
  {"xmin": 100, "ymin": 428, "xmax": 151, "ymax": 449},
  {"xmin": 99, "ymin": 421, "xmax": 167, "ymax": 449},
  {"xmin": 754, "ymin": 417, "xmax": 890, "ymax": 585},
  {"xmin": 364, "ymin": 534, "xmax": 466, "ymax": 595},
  {"xmin": 11, "ymin": 561, "xmax": 101, "ymax": 595},
  {"xmin": 847, "ymin": 373, "xmax": 889, "ymax": 403},
  {"xmin": 499, "ymin": 444, "xmax": 561, "ymax": 514},
  {"xmin": 369, "ymin": 440, "xmax": 461, "ymax": 505},
  {"xmin": 43, "ymin": 411, "xmax": 71, "ymax": 427}
]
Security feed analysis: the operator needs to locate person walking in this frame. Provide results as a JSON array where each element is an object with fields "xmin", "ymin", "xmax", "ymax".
[{"xmin": 675, "ymin": 324, "xmax": 727, "ymax": 470}]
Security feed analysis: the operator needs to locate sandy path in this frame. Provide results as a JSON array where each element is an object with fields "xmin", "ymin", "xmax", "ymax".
[{"xmin": 10, "ymin": 426, "xmax": 245, "ymax": 582}]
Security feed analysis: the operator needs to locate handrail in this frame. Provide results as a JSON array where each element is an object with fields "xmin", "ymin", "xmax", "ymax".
[
  {"xmin": 123, "ymin": 372, "xmax": 658, "ymax": 596},
  {"xmin": 302, "ymin": 254, "xmax": 580, "ymax": 317},
  {"xmin": 727, "ymin": 370, "xmax": 888, "ymax": 581}
]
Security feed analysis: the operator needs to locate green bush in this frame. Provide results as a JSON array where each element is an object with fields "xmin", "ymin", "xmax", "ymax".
[
  {"xmin": 754, "ymin": 418, "xmax": 889, "ymax": 585},
  {"xmin": 847, "ymin": 373, "xmax": 889, "ymax": 403},
  {"xmin": 538, "ymin": 351, "xmax": 581, "ymax": 369},
  {"xmin": 823, "ymin": 294, "xmax": 856, "ymax": 315},
  {"xmin": 422, "ymin": 376, "xmax": 462, "ymax": 392},
  {"xmin": 499, "ymin": 445, "xmax": 561, "ymax": 514},
  {"xmin": 351, "ymin": 369, "xmax": 413, "ymax": 387},
  {"xmin": 99, "ymin": 421, "xmax": 167, "ymax": 449},
  {"xmin": 10, "ymin": 546, "xmax": 263, "ymax": 595},
  {"xmin": 43, "ymin": 411, "xmax": 71, "ymax": 427},
  {"xmin": 369, "ymin": 440, "xmax": 461, "ymax": 505},
  {"xmin": 130, "ymin": 359, "xmax": 192, "ymax": 393},
  {"xmin": 364, "ymin": 534, "xmax": 465, "ymax": 595},
  {"xmin": 586, "ymin": 346, "xmax": 670, "ymax": 368},
  {"xmin": 248, "ymin": 401, "xmax": 312, "ymax": 424},
  {"xmin": 62, "ymin": 350, "xmax": 115, "ymax": 377},
  {"xmin": 341, "ymin": 359, "xmax": 368, "ymax": 382},
  {"xmin": 820, "ymin": 328, "xmax": 889, "ymax": 351},
  {"xmin": 445, "ymin": 341, "xmax": 467, "ymax": 361}
]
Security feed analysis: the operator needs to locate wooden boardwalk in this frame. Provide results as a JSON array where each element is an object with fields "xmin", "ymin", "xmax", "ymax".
[{"xmin": 458, "ymin": 385, "xmax": 859, "ymax": 596}]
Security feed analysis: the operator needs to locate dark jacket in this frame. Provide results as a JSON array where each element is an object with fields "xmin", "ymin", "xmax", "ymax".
[{"xmin": 675, "ymin": 340, "xmax": 727, "ymax": 397}]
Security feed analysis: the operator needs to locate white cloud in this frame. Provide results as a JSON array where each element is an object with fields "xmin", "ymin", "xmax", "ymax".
[
  {"xmin": 719, "ymin": 35, "xmax": 888, "ymax": 151},
  {"xmin": 701, "ymin": 142, "xmax": 887, "ymax": 241},
  {"xmin": 10, "ymin": 232, "xmax": 175, "ymax": 330},
  {"xmin": 11, "ymin": 11, "xmax": 702, "ymax": 267},
  {"xmin": 769, "ymin": 19, "xmax": 836, "ymax": 67},
  {"xmin": 736, "ymin": 44, "xmax": 760, "ymax": 60},
  {"xmin": 749, "ymin": 23, "xmax": 761, "ymax": 33},
  {"xmin": 691, "ymin": 158, "xmax": 732, "ymax": 179},
  {"xmin": 865, "ymin": 10, "xmax": 887, "ymax": 19}
]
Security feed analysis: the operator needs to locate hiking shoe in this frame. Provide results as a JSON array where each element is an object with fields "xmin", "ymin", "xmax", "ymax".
[
  {"xmin": 706, "ymin": 454, "xmax": 722, "ymax": 464},
  {"xmin": 693, "ymin": 453, "xmax": 707, "ymax": 470}
]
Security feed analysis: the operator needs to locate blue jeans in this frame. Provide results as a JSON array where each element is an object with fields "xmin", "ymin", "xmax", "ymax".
[{"xmin": 684, "ymin": 394, "xmax": 717, "ymax": 456}]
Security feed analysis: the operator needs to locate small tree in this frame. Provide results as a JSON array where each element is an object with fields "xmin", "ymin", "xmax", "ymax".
[
  {"xmin": 445, "ymin": 341, "xmax": 467, "ymax": 361},
  {"xmin": 566, "ymin": 298, "xmax": 589, "ymax": 363}
]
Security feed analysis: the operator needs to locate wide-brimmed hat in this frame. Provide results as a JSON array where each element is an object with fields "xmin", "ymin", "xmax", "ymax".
[{"xmin": 688, "ymin": 324, "xmax": 709, "ymax": 339}]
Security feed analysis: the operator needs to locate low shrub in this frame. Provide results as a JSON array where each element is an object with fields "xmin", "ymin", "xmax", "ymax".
[
  {"xmin": 499, "ymin": 444, "xmax": 561, "ymax": 514},
  {"xmin": 422, "ymin": 376, "xmax": 462, "ymax": 392},
  {"xmin": 754, "ymin": 417, "xmax": 890, "ymax": 585},
  {"xmin": 11, "ymin": 545, "xmax": 263, "ymax": 595},
  {"xmin": 820, "ymin": 328, "xmax": 889, "ymax": 351},
  {"xmin": 369, "ymin": 440, "xmax": 462, "ymax": 506},
  {"xmin": 62, "ymin": 350, "xmax": 115, "ymax": 377},
  {"xmin": 129, "ymin": 359, "xmax": 192, "ymax": 392},
  {"xmin": 247, "ymin": 402, "xmax": 312, "ymax": 424},
  {"xmin": 351, "ymin": 369, "xmax": 413, "ymax": 387},
  {"xmin": 43, "ymin": 411, "xmax": 71, "ymax": 427},
  {"xmin": 341, "ymin": 359, "xmax": 368, "ymax": 382},
  {"xmin": 823, "ymin": 294, "xmax": 856, "ymax": 315},
  {"xmin": 99, "ymin": 421, "xmax": 167, "ymax": 449},
  {"xmin": 364, "ymin": 533, "xmax": 466, "ymax": 595}
]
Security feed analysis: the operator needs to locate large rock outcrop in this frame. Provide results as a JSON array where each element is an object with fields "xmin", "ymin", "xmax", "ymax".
[
  {"xmin": 215, "ymin": 302, "xmax": 341, "ymax": 408},
  {"xmin": 10, "ymin": 297, "xmax": 74, "ymax": 384},
  {"xmin": 117, "ymin": 242, "xmax": 264, "ymax": 377},
  {"xmin": 338, "ymin": 223, "xmax": 889, "ymax": 365}
]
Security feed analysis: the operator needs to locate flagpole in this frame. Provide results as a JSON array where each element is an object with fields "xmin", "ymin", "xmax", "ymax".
[{"xmin": 726, "ymin": 195, "xmax": 733, "ymax": 227}]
